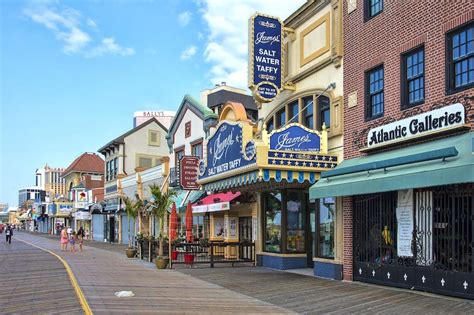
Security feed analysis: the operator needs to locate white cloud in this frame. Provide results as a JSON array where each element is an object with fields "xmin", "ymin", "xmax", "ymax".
[
  {"xmin": 178, "ymin": 11, "xmax": 192, "ymax": 26},
  {"xmin": 197, "ymin": 0, "xmax": 305, "ymax": 88},
  {"xmin": 180, "ymin": 45, "xmax": 197, "ymax": 60},
  {"xmin": 23, "ymin": 2, "xmax": 133, "ymax": 58},
  {"xmin": 86, "ymin": 37, "xmax": 135, "ymax": 58},
  {"xmin": 86, "ymin": 18, "xmax": 97, "ymax": 29}
]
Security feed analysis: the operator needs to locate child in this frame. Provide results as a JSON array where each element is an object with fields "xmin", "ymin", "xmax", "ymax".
[{"xmin": 69, "ymin": 231, "xmax": 77, "ymax": 253}]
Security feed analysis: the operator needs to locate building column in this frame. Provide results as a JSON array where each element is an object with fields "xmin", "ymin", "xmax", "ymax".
[{"xmin": 342, "ymin": 196, "xmax": 353, "ymax": 281}]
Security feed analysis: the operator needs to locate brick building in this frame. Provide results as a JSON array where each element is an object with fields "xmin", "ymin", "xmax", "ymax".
[{"xmin": 310, "ymin": 1, "xmax": 473, "ymax": 299}]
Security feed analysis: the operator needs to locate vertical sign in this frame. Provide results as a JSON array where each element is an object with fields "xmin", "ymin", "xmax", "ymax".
[
  {"xmin": 248, "ymin": 13, "xmax": 283, "ymax": 103},
  {"xmin": 179, "ymin": 156, "xmax": 200, "ymax": 190}
]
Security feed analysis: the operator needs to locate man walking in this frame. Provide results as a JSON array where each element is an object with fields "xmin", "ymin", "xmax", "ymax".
[{"xmin": 5, "ymin": 224, "xmax": 12, "ymax": 244}]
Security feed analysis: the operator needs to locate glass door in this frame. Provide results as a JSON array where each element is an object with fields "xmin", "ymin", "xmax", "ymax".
[{"xmin": 307, "ymin": 195, "xmax": 315, "ymax": 268}]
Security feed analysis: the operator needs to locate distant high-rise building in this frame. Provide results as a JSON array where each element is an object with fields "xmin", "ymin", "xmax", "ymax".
[
  {"xmin": 36, "ymin": 164, "xmax": 67, "ymax": 199},
  {"xmin": 133, "ymin": 110, "xmax": 175, "ymax": 128}
]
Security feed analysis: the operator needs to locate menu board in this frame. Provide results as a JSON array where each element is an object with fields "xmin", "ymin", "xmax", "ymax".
[{"xmin": 396, "ymin": 206, "xmax": 413, "ymax": 257}]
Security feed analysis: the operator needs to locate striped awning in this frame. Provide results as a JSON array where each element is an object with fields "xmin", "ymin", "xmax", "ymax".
[{"xmin": 201, "ymin": 169, "xmax": 319, "ymax": 192}]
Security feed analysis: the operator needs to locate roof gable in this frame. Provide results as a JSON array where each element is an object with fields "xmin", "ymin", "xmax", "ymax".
[
  {"xmin": 63, "ymin": 153, "xmax": 104, "ymax": 177},
  {"xmin": 166, "ymin": 95, "xmax": 217, "ymax": 142},
  {"xmin": 98, "ymin": 117, "xmax": 168, "ymax": 154}
]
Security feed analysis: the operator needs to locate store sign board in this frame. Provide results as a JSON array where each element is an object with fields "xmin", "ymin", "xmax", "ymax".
[
  {"xmin": 75, "ymin": 211, "xmax": 92, "ymax": 220},
  {"xmin": 248, "ymin": 13, "xmax": 283, "ymax": 102},
  {"xmin": 179, "ymin": 156, "xmax": 200, "ymax": 190},
  {"xmin": 270, "ymin": 124, "xmax": 321, "ymax": 152},
  {"xmin": 193, "ymin": 202, "xmax": 230, "ymax": 214},
  {"xmin": 367, "ymin": 103, "xmax": 465, "ymax": 149},
  {"xmin": 199, "ymin": 122, "xmax": 256, "ymax": 180}
]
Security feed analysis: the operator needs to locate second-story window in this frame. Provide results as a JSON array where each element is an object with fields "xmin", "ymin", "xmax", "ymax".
[
  {"xmin": 113, "ymin": 157, "xmax": 118, "ymax": 177},
  {"xmin": 175, "ymin": 148, "xmax": 184, "ymax": 168},
  {"xmin": 288, "ymin": 101, "xmax": 299, "ymax": 124},
  {"xmin": 106, "ymin": 161, "xmax": 110, "ymax": 181},
  {"xmin": 447, "ymin": 22, "xmax": 474, "ymax": 94},
  {"xmin": 365, "ymin": 0, "xmax": 383, "ymax": 20},
  {"xmin": 191, "ymin": 142, "xmax": 203, "ymax": 159},
  {"xmin": 303, "ymin": 96, "xmax": 314, "ymax": 129},
  {"xmin": 402, "ymin": 47, "xmax": 425, "ymax": 108},
  {"xmin": 365, "ymin": 65, "xmax": 384, "ymax": 120},
  {"xmin": 276, "ymin": 108, "xmax": 286, "ymax": 129},
  {"xmin": 318, "ymin": 96, "xmax": 330, "ymax": 129}
]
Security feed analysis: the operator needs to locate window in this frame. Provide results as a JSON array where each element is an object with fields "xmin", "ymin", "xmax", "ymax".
[
  {"xmin": 303, "ymin": 97, "xmax": 314, "ymax": 129},
  {"xmin": 264, "ymin": 192, "xmax": 282, "ymax": 252},
  {"xmin": 191, "ymin": 142, "xmax": 203, "ymax": 159},
  {"xmin": 276, "ymin": 108, "xmax": 286, "ymax": 129},
  {"xmin": 286, "ymin": 191, "xmax": 305, "ymax": 253},
  {"xmin": 185, "ymin": 121, "xmax": 191, "ymax": 138},
  {"xmin": 267, "ymin": 117, "xmax": 274, "ymax": 133},
  {"xmin": 364, "ymin": 0, "xmax": 383, "ymax": 20},
  {"xmin": 316, "ymin": 197, "xmax": 335, "ymax": 259},
  {"xmin": 402, "ymin": 47, "xmax": 425, "ymax": 108},
  {"xmin": 138, "ymin": 157, "xmax": 153, "ymax": 169},
  {"xmin": 365, "ymin": 65, "xmax": 384, "ymax": 120},
  {"xmin": 105, "ymin": 161, "xmax": 110, "ymax": 181},
  {"xmin": 288, "ymin": 101, "xmax": 299, "ymax": 124},
  {"xmin": 318, "ymin": 96, "xmax": 330, "ymax": 129},
  {"xmin": 148, "ymin": 130, "xmax": 161, "ymax": 146},
  {"xmin": 447, "ymin": 22, "xmax": 474, "ymax": 94},
  {"xmin": 113, "ymin": 157, "xmax": 118, "ymax": 177},
  {"xmin": 175, "ymin": 149, "xmax": 184, "ymax": 167}
]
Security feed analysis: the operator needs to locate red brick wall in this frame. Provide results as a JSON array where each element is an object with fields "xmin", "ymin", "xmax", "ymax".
[
  {"xmin": 341, "ymin": 1, "xmax": 474, "ymax": 281},
  {"xmin": 344, "ymin": 2, "xmax": 474, "ymax": 160}
]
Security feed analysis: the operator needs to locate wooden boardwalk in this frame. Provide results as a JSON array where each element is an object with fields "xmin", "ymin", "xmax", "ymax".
[
  {"xmin": 0, "ymin": 236, "xmax": 83, "ymax": 314},
  {"xmin": 178, "ymin": 267, "xmax": 474, "ymax": 314},
  {"xmin": 11, "ymin": 233, "xmax": 289, "ymax": 314}
]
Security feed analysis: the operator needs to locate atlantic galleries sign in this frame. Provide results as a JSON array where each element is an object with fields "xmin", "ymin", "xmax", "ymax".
[
  {"xmin": 248, "ymin": 13, "xmax": 283, "ymax": 103},
  {"xmin": 367, "ymin": 103, "xmax": 466, "ymax": 149}
]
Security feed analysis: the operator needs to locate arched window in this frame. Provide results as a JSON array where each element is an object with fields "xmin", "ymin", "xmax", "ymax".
[{"xmin": 318, "ymin": 96, "xmax": 330, "ymax": 129}]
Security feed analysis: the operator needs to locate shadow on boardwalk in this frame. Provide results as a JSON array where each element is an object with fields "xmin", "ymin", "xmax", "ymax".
[{"xmin": 178, "ymin": 266, "xmax": 474, "ymax": 314}]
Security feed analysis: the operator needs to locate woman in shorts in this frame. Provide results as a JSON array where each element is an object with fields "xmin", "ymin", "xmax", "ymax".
[{"xmin": 60, "ymin": 227, "xmax": 68, "ymax": 251}]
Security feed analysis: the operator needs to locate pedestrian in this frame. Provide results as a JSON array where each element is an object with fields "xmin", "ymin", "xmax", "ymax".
[
  {"xmin": 85, "ymin": 229, "xmax": 90, "ymax": 240},
  {"xmin": 67, "ymin": 226, "xmax": 72, "ymax": 238},
  {"xmin": 69, "ymin": 231, "xmax": 77, "ymax": 253},
  {"xmin": 60, "ymin": 226, "xmax": 68, "ymax": 251},
  {"xmin": 5, "ymin": 225, "xmax": 12, "ymax": 244},
  {"xmin": 77, "ymin": 227, "xmax": 85, "ymax": 252}
]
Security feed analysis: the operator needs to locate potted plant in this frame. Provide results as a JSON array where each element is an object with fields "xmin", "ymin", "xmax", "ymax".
[
  {"xmin": 171, "ymin": 236, "xmax": 183, "ymax": 260},
  {"xmin": 123, "ymin": 195, "xmax": 141, "ymax": 258},
  {"xmin": 148, "ymin": 184, "xmax": 177, "ymax": 269}
]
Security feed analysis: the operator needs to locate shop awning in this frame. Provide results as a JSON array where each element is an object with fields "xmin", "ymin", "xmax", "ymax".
[
  {"xmin": 179, "ymin": 190, "xmax": 205, "ymax": 213},
  {"xmin": 201, "ymin": 170, "xmax": 319, "ymax": 191},
  {"xmin": 310, "ymin": 132, "xmax": 474, "ymax": 199},
  {"xmin": 192, "ymin": 192, "xmax": 241, "ymax": 213}
]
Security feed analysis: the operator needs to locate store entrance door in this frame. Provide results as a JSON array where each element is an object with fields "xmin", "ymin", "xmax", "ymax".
[
  {"xmin": 239, "ymin": 217, "xmax": 252, "ymax": 260},
  {"xmin": 109, "ymin": 216, "xmax": 115, "ymax": 243},
  {"xmin": 306, "ymin": 197, "xmax": 315, "ymax": 268}
]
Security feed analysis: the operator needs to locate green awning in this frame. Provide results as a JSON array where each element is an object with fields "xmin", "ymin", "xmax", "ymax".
[
  {"xmin": 310, "ymin": 132, "xmax": 474, "ymax": 199},
  {"xmin": 171, "ymin": 189, "xmax": 188, "ymax": 209}
]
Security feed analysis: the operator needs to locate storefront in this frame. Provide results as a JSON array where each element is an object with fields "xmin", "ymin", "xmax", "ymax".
[
  {"xmin": 310, "ymin": 105, "xmax": 473, "ymax": 299},
  {"xmin": 74, "ymin": 210, "xmax": 92, "ymax": 235},
  {"xmin": 197, "ymin": 102, "xmax": 339, "ymax": 270}
]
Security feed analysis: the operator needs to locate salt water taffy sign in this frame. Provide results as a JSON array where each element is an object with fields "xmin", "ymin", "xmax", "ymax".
[
  {"xmin": 269, "ymin": 124, "xmax": 321, "ymax": 152},
  {"xmin": 198, "ymin": 122, "xmax": 256, "ymax": 180},
  {"xmin": 248, "ymin": 13, "xmax": 283, "ymax": 103}
]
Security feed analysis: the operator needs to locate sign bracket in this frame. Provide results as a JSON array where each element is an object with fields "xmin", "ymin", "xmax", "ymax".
[{"xmin": 283, "ymin": 27, "xmax": 296, "ymax": 41}]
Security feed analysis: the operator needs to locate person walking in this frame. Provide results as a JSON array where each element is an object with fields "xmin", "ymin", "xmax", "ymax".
[
  {"xmin": 77, "ymin": 227, "xmax": 85, "ymax": 252},
  {"xmin": 5, "ymin": 225, "xmax": 12, "ymax": 244},
  {"xmin": 69, "ymin": 231, "xmax": 77, "ymax": 253},
  {"xmin": 60, "ymin": 226, "xmax": 68, "ymax": 251}
]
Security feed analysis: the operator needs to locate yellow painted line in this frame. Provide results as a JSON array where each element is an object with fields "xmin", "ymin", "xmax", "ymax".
[{"xmin": 16, "ymin": 237, "xmax": 93, "ymax": 315}]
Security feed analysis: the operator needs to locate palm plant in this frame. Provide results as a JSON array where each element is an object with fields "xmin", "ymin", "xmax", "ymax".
[
  {"xmin": 123, "ymin": 195, "xmax": 142, "ymax": 249},
  {"xmin": 148, "ymin": 184, "xmax": 177, "ymax": 258}
]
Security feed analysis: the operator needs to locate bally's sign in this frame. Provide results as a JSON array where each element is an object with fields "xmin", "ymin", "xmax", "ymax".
[
  {"xmin": 367, "ymin": 103, "xmax": 465, "ymax": 149},
  {"xmin": 270, "ymin": 124, "xmax": 321, "ymax": 152},
  {"xmin": 199, "ymin": 122, "xmax": 256, "ymax": 180},
  {"xmin": 248, "ymin": 13, "xmax": 283, "ymax": 103}
]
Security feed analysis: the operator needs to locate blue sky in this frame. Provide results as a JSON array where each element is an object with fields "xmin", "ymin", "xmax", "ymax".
[{"xmin": 0, "ymin": 0, "xmax": 304, "ymax": 206}]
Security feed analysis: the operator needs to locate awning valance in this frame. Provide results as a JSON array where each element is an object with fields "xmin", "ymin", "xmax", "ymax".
[
  {"xmin": 192, "ymin": 192, "xmax": 240, "ymax": 213},
  {"xmin": 309, "ymin": 132, "xmax": 474, "ymax": 200}
]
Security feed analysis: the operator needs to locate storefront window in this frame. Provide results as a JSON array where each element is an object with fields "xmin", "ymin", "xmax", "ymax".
[
  {"xmin": 287, "ymin": 191, "xmax": 305, "ymax": 252},
  {"xmin": 193, "ymin": 215, "xmax": 204, "ymax": 239},
  {"xmin": 317, "ymin": 197, "xmax": 335, "ymax": 258},
  {"xmin": 264, "ymin": 192, "xmax": 282, "ymax": 252}
]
